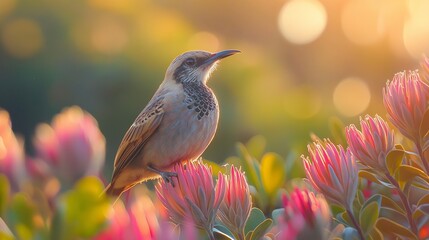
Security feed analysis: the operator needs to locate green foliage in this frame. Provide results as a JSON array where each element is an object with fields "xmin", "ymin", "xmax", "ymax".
[
  {"xmin": 359, "ymin": 196, "xmax": 380, "ymax": 238},
  {"xmin": 228, "ymin": 136, "xmax": 288, "ymax": 213},
  {"xmin": 329, "ymin": 117, "xmax": 347, "ymax": 146},
  {"xmin": 53, "ymin": 177, "xmax": 110, "ymax": 240},
  {"xmin": 244, "ymin": 208, "xmax": 272, "ymax": 240},
  {"xmin": 0, "ymin": 175, "xmax": 9, "ymax": 217},
  {"xmin": 385, "ymin": 148, "xmax": 405, "ymax": 176},
  {"xmin": 260, "ymin": 153, "xmax": 286, "ymax": 200},
  {"xmin": 376, "ymin": 217, "xmax": 417, "ymax": 239},
  {"xmin": 7, "ymin": 193, "xmax": 40, "ymax": 240}
]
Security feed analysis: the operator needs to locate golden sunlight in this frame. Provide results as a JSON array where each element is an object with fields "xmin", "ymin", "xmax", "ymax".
[
  {"xmin": 341, "ymin": 0, "xmax": 384, "ymax": 46},
  {"xmin": 333, "ymin": 77, "xmax": 371, "ymax": 117},
  {"xmin": 278, "ymin": 0, "xmax": 327, "ymax": 45},
  {"xmin": 1, "ymin": 18, "xmax": 44, "ymax": 58},
  {"xmin": 403, "ymin": 0, "xmax": 429, "ymax": 58},
  {"xmin": 187, "ymin": 31, "xmax": 220, "ymax": 52}
]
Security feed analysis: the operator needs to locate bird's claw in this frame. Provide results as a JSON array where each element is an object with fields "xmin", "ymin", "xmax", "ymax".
[{"xmin": 161, "ymin": 171, "xmax": 178, "ymax": 187}]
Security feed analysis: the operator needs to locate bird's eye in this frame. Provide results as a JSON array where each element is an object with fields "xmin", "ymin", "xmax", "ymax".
[{"xmin": 185, "ymin": 58, "xmax": 196, "ymax": 66}]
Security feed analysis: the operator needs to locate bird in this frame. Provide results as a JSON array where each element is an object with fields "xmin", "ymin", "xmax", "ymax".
[{"xmin": 105, "ymin": 49, "xmax": 240, "ymax": 197}]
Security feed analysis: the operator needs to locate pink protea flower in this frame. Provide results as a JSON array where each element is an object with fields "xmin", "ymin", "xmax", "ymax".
[
  {"xmin": 217, "ymin": 165, "xmax": 251, "ymax": 240},
  {"xmin": 0, "ymin": 109, "xmax": 25, "ymax": 191},
  {"xmin": 95, "ymin": 194, "xmax": 160, "ymax": 240},
  {"xmin": 277, "ymin": 188, "xmax": 331, "ymax": 240},
  {"xmin": 346, "ymin": 115, "xmax": 394, "ymax": 172},
  {"xmin": 302, "ymin": 139, "xmax": 358, "ymax": 210},
  {"xmin": 33, "ymin": 106, "xmax": 105, "ymax": 186},
  {"xmin": 383, "ymin": 70, "xmax": 429, "ymax": 143},
  {"xmin": 156, "ymin": 161, "xmax": 225, "ymax": 240}
]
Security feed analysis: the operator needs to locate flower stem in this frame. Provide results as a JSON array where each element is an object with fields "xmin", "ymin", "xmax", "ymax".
[
  {"xmin": 346, "ymin": 208, "xmax": 365, "ymax": 240},
  {"xmin": 206, "ymin": 228, "xmax": 216, "ymax": 240},
  {"xmin": 385, "ymin": 174, "xmax": 419, "ymax": 237},
  {"xmin": 416, "ymin": 140, "xmax": 429, "ymax": 174}
]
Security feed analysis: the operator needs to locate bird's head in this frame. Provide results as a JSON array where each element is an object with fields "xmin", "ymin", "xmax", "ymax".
[{"xmin": 164, "ymin": 50, "xmax": 240, "ymax": 85}]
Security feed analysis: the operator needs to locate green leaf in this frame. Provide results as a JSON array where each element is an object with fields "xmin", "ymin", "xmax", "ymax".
[
  {"xmin": 237, "ymin": 143, "xmax": 261, "ymax": 191},
  {"xmin": 385, "ymin": 149, "xmax": 404, "ymax": 175},
  {"xmin": 329, "ymin": 117, "xmax": 347, "ymax": 146},
  {"xmin": 368, "ymin": 227, "xmax": 383, "ymax": 240},
  {"xmin": 413, "ymin": 204, "xmax": 429, "ymax": 219},
  {"xmin": 7, "ymin": 193, "xmax": 36, "ymax": 239},
  {"xmin": 0, "ymin": 175, "xmax": 9, "ymax": 216},
  {"xmin": 203, "ymin": 159, "xmax": 226, "ymax": 175},
  {"xmin": 417, "ymin": 193, "xmax": 429, "ymax": 206},
  {"xmin": 244, "ymin": 208, "xmax": 266, "ymax": 235},
  {"xmin": 246, "ymin": 135, "xmax": 267, "ymax": 160},
  {"xmin": 379, "ymin": 207, "xmax": 407, "ymax": 225},
  {"xmin": 359, "ymin": 201, "xmax": 379, "ymax": 236},
  {"xmin": 55, "ymin": 176, "xmax": 110, "ymax": 239},
  {"xmin": 260, "ymin": 153, "xmax": 285, "ymax": 198},
  {"xmin": 336, "ymin": 211, "xmax": 352, "ymax": 227},
  {"xmin": 358, "ymin": 170, "xmax": 394, "ymax": 188},
  {"xmin": 247, "ymin": 219, "xmax": 272, "ymax": 240},
  {"xmin": 381, "ymin": 195, "xmax": 404, "ymax": 214},
  {"xmin": 376, "ymin": 217, "xmax": 417, "ymax": 239},
  {"xmin": 395, "ymin": 165, "xmax": 429, "ymax": 189}
]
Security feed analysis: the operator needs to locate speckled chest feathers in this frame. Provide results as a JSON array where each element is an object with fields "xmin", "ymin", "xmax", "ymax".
[{"xmin": 182, "ymin": 82, "xmax": 217, "ymax": 120}]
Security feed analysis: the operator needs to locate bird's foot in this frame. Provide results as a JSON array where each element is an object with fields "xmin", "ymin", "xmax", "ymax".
[{"xmin": 148, "ymin": 165, "xmax": 178, "ymax": 187}]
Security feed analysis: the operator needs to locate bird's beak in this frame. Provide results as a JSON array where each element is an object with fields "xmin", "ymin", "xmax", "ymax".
[{"xmin": 202, "ymin": 49, "xmax": 241, "ymax": 67}]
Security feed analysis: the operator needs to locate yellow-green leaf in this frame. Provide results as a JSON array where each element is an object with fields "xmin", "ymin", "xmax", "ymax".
[
  {"xmin": 237, "ymin": 143, "xmax": 261, "ymax": 190},
  {"xmin": 381, "ymin": 195, "xmax": 404, "ymax": 214},
  {"xmin": 260, "ymin": 153, "xmax": 286, "ymax": 198},
  {"xmin": 0, "ymin": 175, "xmax": 9, "ymax": 216},
  {"xmin": 203, "ymin": 159, "xmax": 226, "ymax": 175},
  {"xmin": 417, "ymin": 193, "xmax": 429, "ymax": 206},
  {"xmin": 249, "ymin": 219, "xmax": 272, "ymax": 240},
  {"xmin": 246, "ymin": 135, "xmax": 266, "ymax": 160},
  {"xmin": 359, "ymin": 201, "xmax": 379, "ymax": 236},
  {"xmin": 57, "ymin": 176, "xmax": 110, "ymax": 239},
  {"xmin": 385, "ymin": 149, "xmax": 404, "ymax": 175},
  {"xmin": 376, "ymin": 217, "xmax": 417, "ymax": 239},
  {"xmin": 329, "ymin": 117, "xmax": 347, "ymax": 146},
  {"xmin": 359, "ymin": 170, "xmax": 394, "ymax": 188},
  {"xmin": 244, "ymin": 208, "xmax": 266, "ymax": 235},
  {"xmin": 395, "ymin": 165, "xmax": 429, "ymax": 189}
]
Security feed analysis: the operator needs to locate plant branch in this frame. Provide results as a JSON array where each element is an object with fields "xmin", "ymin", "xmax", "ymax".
[
  {"xmin": 345, "ymin": 208, "xmax": 365, "ymax": 240},
  {"xmin": 415, "ymin": 140, "xmax": 429, "ymax": 174},
  {"xmin": 385, "ymin": 174, "xmax": 419, "ymax": 237}
]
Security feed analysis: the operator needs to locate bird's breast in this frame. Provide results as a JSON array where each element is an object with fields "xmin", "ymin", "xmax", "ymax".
[{"xmin": 140, "ymin": 88, "xmax": 219, "ymax": 169}]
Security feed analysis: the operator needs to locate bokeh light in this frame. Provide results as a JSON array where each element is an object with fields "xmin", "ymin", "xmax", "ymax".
[
  {"xmin": 341, "ymin": 0, "xmax": 384, "ymax": 46},
  {"xmin": 90, "ymin": 17, "xmax": 129, "ymax": 55},
  {"xmin": 0, "ymin": 0, "xmax": 16, "ymax": 19},
  {"xmin": 187, "ymin": 31, "xmax": 220, "ymax": 52},
  {"xmin": 1, "ymin": 18, "xmax": 44, "ymax": 59},
  {"xmin": 333, "ymin": 77, "xmax": 371, "ymax": 117},
  {"xmin": 403, "ymin": 0, "xmax": 429, "ymax": 58},
  {"xmin": 278, "ymin": 0, "xmax": 327, "ymax": 45},
  {"xmin": 284, "ymin": 86, "xmax": 321, "ymax": 119}
]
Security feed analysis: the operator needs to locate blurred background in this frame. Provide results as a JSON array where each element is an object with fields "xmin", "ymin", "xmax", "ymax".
[{"xmin": 1, "ymin": 0, "xmax": 428, "ymax": 177}]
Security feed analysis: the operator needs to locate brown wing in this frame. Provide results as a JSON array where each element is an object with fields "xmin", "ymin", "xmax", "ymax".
[{"xmin": 111, "ymin": 96, "xmax": 165, "ymax": 180}]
